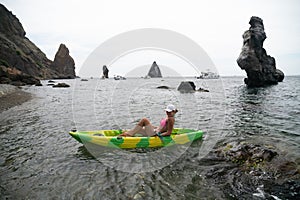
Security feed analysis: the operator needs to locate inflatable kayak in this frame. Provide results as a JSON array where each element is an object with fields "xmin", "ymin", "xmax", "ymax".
[{"xmin": 69, "ymin": 128, "xmax": 203, "ymax": 149}]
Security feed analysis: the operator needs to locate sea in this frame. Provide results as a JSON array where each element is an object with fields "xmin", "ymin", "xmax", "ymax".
[{"xmin": 0, "ymin": 76, "xmax": 299, "ymax": 199}]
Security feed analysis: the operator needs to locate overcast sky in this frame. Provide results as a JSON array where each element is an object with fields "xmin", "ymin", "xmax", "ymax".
[{"xmin": 2, "ymin": 0, "xmax": 300, "ymax": 76}]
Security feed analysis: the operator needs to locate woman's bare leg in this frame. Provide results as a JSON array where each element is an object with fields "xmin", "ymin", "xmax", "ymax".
[
  {"xmin": 137, "ymin": 118, "xmax": 151, "ymax": 127},
  {"xmin": 119, "ymin": 118, "xmax": 151, "ymax": 136}
]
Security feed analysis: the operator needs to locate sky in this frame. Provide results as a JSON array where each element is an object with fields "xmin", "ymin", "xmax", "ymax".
[{"xmin": 1, "ymin": 0, "xmax": 300, "ymax": 77}]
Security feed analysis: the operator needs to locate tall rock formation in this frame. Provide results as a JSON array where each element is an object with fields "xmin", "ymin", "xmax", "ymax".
[
  {"xmin": 237, "ymin": 16, "xmax": 284, "ymax": 87},
  {"xmin": 102, "ymin": 65, "xmax": 109, "ymax": 78},
  {"xmin": 51, "ymin": 44, "xmax": 76, "ymax": 79},
  {"xmin": 147, "ymin": 61, "xmax": 162, "ymax": 78}
]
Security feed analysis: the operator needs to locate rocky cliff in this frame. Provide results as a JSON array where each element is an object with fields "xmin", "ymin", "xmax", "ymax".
[
  {"xmin": 237, "ymin": 16, "xmax": 284, "ymax": 87},
  {"xmin": 0, "ymin": 4, "xmax": 76, "ymax": 85},
  {"xmin": 51, "ymin": 44, "xmax": 76, "ymax": 79},
  {"xmin": 147, "ymin": 61, "xmax": 162, "ymax": 78}
]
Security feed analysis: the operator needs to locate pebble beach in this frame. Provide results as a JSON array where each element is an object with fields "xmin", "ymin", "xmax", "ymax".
[{"xmin": 0, "ymin": 84, "xmax": 32, "ymax": 112}]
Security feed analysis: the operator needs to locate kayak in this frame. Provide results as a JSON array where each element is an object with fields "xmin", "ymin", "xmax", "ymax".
[{"xmin": 69, "ymin": 128, "xmax": 203, "ymax": 149}]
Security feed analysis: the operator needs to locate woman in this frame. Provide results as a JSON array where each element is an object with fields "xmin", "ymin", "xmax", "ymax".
[{"xmin": 119, "ymin": 104, "xmax": 178, "ymax": 137}]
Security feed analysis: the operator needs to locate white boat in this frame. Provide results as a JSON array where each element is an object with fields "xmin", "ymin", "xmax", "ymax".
[
  {"xmin": 114, "ymin": 75, "xmax": 126, "ymax": 80},
  {"xmin": 197, "ymin": 71, "xmax": 220, "ymax": 79}
]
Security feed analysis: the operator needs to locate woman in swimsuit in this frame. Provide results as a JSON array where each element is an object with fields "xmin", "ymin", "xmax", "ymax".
[{"xmin": 119, "ymin": 104, "xmax": 178, "ymax": 137}]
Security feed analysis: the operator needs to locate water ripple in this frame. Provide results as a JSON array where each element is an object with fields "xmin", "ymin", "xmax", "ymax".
[{"xmin": 0, "ymin": 77, "xmax": 299, "ymax": 199}]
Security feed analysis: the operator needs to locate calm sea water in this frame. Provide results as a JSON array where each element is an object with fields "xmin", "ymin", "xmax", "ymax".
[{"xmin": 0, "ymin": 76, "xmax": 299, "ymax": 199}]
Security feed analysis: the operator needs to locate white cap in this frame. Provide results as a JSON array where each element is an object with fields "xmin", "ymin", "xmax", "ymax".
[{"xmin": 164, "ymin": 104, "xmax": 176, "ymax": 112}]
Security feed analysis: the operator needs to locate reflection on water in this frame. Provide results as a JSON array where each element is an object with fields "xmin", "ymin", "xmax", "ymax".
[
  {"xmin": 230, "ymin": 86, "xmax": 273, "ymax": 136},
  {"xmin": 0, "ymin": 77, "xmax": 299, "ymax": 199}
]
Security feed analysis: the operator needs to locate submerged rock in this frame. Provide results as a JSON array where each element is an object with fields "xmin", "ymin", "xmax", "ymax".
[
  {"xmin": 216, "ymin": 142, "xmax": 278, "ymax": 165},
  {"xmin": 35, "ymin": 83, "xmax": 42, "ymax": 86},
  {"xmin": 204, "ymin": 141, "xmax": 299, "ymax": 199},
  {"xmin": 177, "ymin": 81, "xmax": 209, "ymax": 93},
  {"xmin": 237, "ymin": 16, "xmax": 285, "ymax": 87},
  {"xmin": 52, "ymin": 83, "xmax": 70, "ymax": 88},
  {"xmin": 198, "ymin": 87, "xmax": 209, "ymax": 92},
  {"xmin": 157, "ymin": 86, "xmax": 170, "ymax": 89},
  {"xmin": 147, "ymin": 61, "xmax": 162, "ymax": 78}
]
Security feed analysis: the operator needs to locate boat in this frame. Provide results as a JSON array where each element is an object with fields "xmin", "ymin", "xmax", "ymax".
[
  {"xmin": 69, "ymin": 128, "xmax": 203, "ymax": 149},
  {"xmin": 196, "ymin": 71, "xmax": 220, "ymax": 79},
  {"xmin": 113, "ymin": 75, "xmax": 126, "ymax": 80}
]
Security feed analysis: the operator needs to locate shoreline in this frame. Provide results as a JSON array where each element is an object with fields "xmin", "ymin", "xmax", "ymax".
[{"xmin": 0, "ymin": 84, "xmax": 32, "ymax": 112}]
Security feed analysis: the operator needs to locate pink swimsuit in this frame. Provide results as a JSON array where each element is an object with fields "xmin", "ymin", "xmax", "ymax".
[
  {"xmin": 152, "ymin": 118, "xmax": 168, "ymax": 135},
  {"xmin": 160, "ymin": 118, "xmax": 167, "ymax": 128}
]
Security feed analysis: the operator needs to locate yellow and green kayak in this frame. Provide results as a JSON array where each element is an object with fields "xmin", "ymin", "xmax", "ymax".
[{"xmin": 69, "ymin": 128, "xmax": 203, "ymax": 149}]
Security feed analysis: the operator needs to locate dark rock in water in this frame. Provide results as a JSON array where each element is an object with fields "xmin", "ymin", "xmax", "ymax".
[
  {"xmin": 157, "ymin": 86, "xmax": 170, "ymax": 89},
  {"xmin": 276, "ymin": 160, "xmax": 299, "ymax": 177},
  {"xmin": 210, "ymin": 141, "xmax": 300, "ymax": 199},
  {"xmin": 177, "ymin": 81, "xmax": 196, "ymax": 92},
  {"xmin": 52, "ymin": 83, "xmax": 70, "ymax": 88},
  {"xmin": 198, "ymin": 87, "xmax": 209, "ymax": 92},
  {"xmin": 147, "ymin": 61, "xmax": 162, "ymax": 78},
  {"xmin": 51, "ymin": 44, "xmax": 76, "ymax": 79},
  {"xmin": 48, "ymin": 80, "xmax": 55, "ymax": 83},
  {"xmin": 209, "ymin": 141, "xmax": 299, "ymax": 199},
  {"xmin": 177, "ymin": 81, "xmax": 209, "ymax": 93},
  {"xmin": 274, "ymin": 69, "xmax": 285, "ymax": 82},
  {"xmin": 237, "ymin": 16, "xmax": 285, "ymax": 87},
  {"xmin": 102, "ymin": 65, "xmax": 109, "ymax": 78},
  {"xmin": 35, "ymin": 83, "xmax": 42, "ymax": 86},
  {"xmin": 216, "ymin": 141, "xmax": 278, "ymax": 166},
  {"xmin": 81, "ymin": 79, "xmax": 88, "ymax": 81}
]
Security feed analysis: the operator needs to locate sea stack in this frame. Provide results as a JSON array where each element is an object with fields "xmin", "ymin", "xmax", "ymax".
[
  {"xmin": 102, "ymin": 65, "xmax": 109, "ymax": 78},
  {"xmin": 237, "ymin": 16, "xmax": 284, "ymax": 87},
  {"xmin": 51, "ymin": 44, "xmax": 76, "ymax": 79},
  {"xmin": 147, "ymin": 61, "xmax": 162, "ymax": 78}
]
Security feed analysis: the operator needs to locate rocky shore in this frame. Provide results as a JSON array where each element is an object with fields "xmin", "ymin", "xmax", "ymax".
[{"xmin": 0, "ymin": 84, "xmax": 31, "ymax": 112}]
